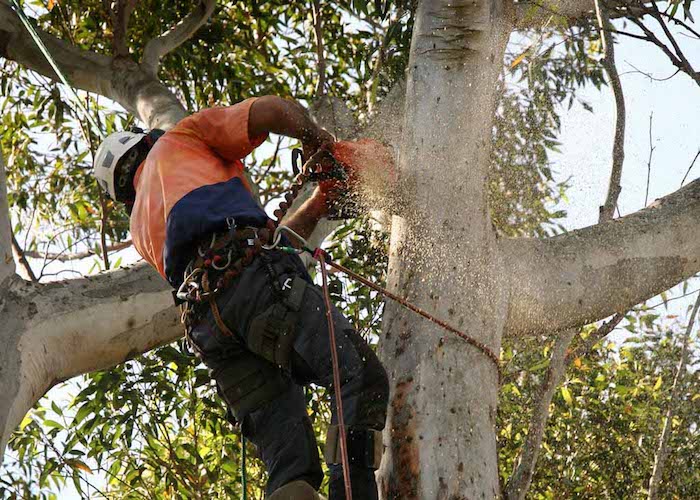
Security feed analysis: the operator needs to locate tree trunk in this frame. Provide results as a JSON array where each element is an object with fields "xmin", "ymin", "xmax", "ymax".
[{"xmin": 377, "ymin": 1, "xmax": 510, "ymax": 497}]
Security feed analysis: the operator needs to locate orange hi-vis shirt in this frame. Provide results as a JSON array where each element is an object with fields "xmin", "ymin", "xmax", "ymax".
[{"xmin": 130, "ymin": 98, "xmax": 269, "ymax": 288}]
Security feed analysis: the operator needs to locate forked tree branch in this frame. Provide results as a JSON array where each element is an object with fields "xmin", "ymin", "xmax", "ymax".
[
  {"xmin": 0, "ymin": 0, "xmax": 112, "ymax": 94},
  {"xmin": 0, "ymin": 0, "xmax": 186, "ymax": 129},
  {"xmin": 142, "ymin": 0, "xmax": 217, "ymax": 76},
  {"xmin": 624, "ymin": 5, "xmax": 700, "ymax": 87},
  {"xmin": 647, "ymin": 292, "xmax": 700, "ymax": 500},
  {"xmin": 503, "ymin": 176, "xmax": 700, "ymax": 336}
]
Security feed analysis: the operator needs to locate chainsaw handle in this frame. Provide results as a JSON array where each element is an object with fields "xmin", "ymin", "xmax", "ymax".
[{"xmin": 291, "ymin": 148, "xmax": 304, "ymax": 176}]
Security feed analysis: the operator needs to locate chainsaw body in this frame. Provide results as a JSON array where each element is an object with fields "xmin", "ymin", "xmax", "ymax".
[{"xmin": 292, "ymin": 148, "xmax": 360, "ymax": 220}]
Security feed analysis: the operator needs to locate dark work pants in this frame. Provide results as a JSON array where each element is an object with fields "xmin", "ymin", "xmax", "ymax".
[{"xmin": 188, "ymin": 250, "xmax": 389, "ymax": 499}]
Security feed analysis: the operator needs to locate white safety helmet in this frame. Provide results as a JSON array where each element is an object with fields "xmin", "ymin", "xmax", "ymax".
[{"xmin": 93, "ymin": 131, "xmax": 147, "ymax": 201}]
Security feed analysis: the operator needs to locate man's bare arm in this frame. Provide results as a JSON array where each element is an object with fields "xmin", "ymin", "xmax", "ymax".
[
  {"xmin": 282, "ymin": 187, "xmax": 328, "ymax": 243},
  {"xmin": 249, "ymin": 96, "xmax": 332, "ymax": 153}
]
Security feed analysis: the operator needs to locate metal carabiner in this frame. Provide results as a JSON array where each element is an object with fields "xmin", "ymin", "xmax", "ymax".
[
  {"xmin": 261, "ymin": 225, "xmax": 306, "ymax": 253},
  {"xmin": 176, "ymin": 267, "xmax": 204, "ymax": 301},
  {"xmin": 211, "ymin": 248, "xmax": 233, "ymax": 270}
]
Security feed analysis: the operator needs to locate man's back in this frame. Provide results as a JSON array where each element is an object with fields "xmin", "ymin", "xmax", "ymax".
[{"xmin": 130, "ymin": 99, "xmax": 268, "ymax": 286}]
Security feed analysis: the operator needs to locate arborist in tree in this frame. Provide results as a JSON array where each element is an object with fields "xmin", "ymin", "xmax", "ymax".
[{"xmin": 92, "ymin": 96, "xmax": 389, "ymax": 500}]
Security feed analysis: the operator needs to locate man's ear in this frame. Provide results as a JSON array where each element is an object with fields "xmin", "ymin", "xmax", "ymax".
[{"xmin": 146, "ymin": 129, "xmax": 165, "ymax": 146}]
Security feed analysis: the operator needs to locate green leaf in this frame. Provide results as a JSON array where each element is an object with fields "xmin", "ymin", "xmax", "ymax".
[{"xmin": 561, "ymin": 386, "xmax": 573, "ymax": 406}]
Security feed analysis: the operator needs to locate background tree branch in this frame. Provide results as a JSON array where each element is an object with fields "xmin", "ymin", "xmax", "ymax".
[
  {"xmin": 503, "ymin": 176, "xmax": 700, "ymax": 337},
  {"xmin": 647, "ymin": 292, "xmax": 700, "ymax": 499},
  {"xmin": 141, "ymin": 0, "xmax": 217, "ymax": 77},
  {"xmin": 10, "ymin": 233, "xmax": 36, "ymax": 282},
  {"xmin": 504, "ymin": 327, "xmax": 578, "ymax": 500},
  {"xmin": 597, "ymin": 0, "xmax": 626, "ymax": 222},
  {"xmin": 111, "ymin": 0, "xmax": 139, "ymax": 58},
  {"xmin": 0, "ymin": 151, "xmax": 15, "ymax": 284},
  {"xmin": 311, "ymin": 0, "xmax": 326, "ymax": 96}
]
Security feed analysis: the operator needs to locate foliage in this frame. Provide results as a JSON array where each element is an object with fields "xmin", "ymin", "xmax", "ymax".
[
  {"xmin": 2, "ymin": 0, "xmax": 698, "ymax": 498},
  {"xmin": 498, "ymin": 309, "xmax": 700, "ymax": 498}
]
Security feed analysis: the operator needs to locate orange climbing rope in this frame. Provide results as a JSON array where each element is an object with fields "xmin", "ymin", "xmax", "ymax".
[{"xmin": 318, "ymin": 251, "xmax": 353, "ymax": 500}]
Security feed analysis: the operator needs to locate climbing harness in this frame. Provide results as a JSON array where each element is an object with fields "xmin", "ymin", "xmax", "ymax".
[{"xmin": 10, "ymin": 0, "xmax": 104, "ymax": 138}]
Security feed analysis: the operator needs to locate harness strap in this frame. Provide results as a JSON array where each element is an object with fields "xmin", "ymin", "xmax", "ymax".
[{"xmin": 202, "ymin": 271, "xmax": 235, "ymax": 337}]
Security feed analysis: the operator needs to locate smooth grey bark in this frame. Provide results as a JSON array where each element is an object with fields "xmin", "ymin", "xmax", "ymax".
[
  {"xmin": 377, "ymin": 1, "xmax": 511, "ymax": 497},
  {"xmin": 0, "ymin": 264, "xmax": 179, "ymax": 464},
  {"xmin": 503, "ymin": 176, "xmax": 700, "ymax": 337}
]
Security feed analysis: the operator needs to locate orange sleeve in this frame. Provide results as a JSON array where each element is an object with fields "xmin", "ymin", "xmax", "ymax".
[{"xmin": 186, "ymin": 98, "xmax": 268, "ymax": 161}]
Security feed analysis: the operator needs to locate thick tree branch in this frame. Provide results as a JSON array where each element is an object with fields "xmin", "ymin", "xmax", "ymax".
[
  {"xmin": 29, "ymin": 263, "xmax": 179, "ymax": 382},
  {"xmin": 503, "ymin": 177, "xmax": 700, "ymax": 336},
  {"xmin": 141, "ymin": 0, "xmax": 217, "ymax": 77},
  {"xmin": 514, "ymin": 1, "xmax": 652, "ymax": 29},
  {"xmin": 647, "ymin": 292, "xmax": 700, "ymax": 499},
  {"xmin": 0, "ymin": 263, "xmax": 178, "ymax": 464},
  {"xmin": 0, "ymin": 151, "xmax": 15, "ymax": 284}
]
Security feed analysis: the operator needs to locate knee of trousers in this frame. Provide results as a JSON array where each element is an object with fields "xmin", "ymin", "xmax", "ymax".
[
  {"xmin": 361, "ymin": 353, "xmax": 390, "ymax": 412},
  {"xmin": 344, "ymin": 334, "xmax": 390, "ymax": 428},
  {"xmin": 212, "ymin": 354, "xmax": 290, "ymax": 422}
]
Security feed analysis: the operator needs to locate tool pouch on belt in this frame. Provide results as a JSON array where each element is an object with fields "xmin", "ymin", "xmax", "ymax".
[
  {"xmin": 213, "ymin": 350, "xmax": 289, "ymax": 421},
  {"xmin": 324, "ymin": 425, "xmax": 383, "ymax": 469},
  {"xmin": 247, "ymin": 274, "xmax": 307, "ymax": 370}
]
